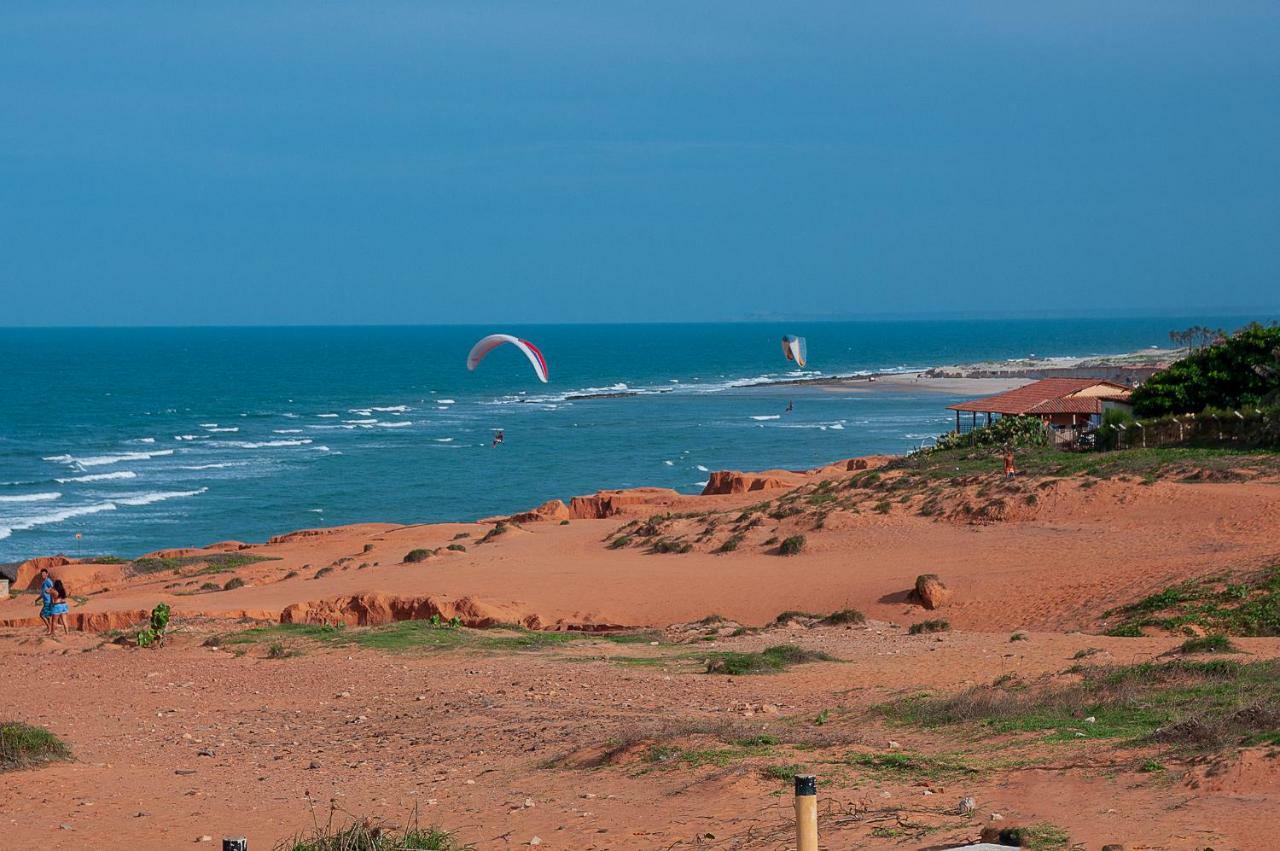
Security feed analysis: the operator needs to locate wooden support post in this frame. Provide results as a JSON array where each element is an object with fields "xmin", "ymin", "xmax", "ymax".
[{"xmin": 795, "ymin": 774, "xmax": 818, "ymax": 851}]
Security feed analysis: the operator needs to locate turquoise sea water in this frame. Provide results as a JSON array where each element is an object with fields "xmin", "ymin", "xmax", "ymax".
[{"xmin": 0, "ymin": 318, "xmax": 1257, "ymax": 561}]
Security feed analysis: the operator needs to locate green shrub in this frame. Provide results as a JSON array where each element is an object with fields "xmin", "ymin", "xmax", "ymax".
[
  {"xmin": 778, "ymin": 535, "xmax": 806, "ymax": 556},
  {"xmin": 1132, "ymin": 322, "xmax": 1280, "ymax": 416},
  {"xmin": 908, "ymin": 619, "xmax": 950, "ymax": 635},
  {"xmin": 933, "ymin": 414, "xmax": 1049, "ymax": 451},
  {"xmin": 446, "ymin": 544, "xmax": 466, "ymax": 553},
  {"xmin": 223, "ymin": 577, "xmax": 246, "ymax": 591},
  {"xmin": 0, "ymin": 722, "xmax": 70, "ymax": 772},
  {"xmin": 404, "ymin": 549, "xmax": 432, "ymax": 564},
  {"xmin": 608, "ymin": 536, "xmax": 632, "ymax": 550},
  {"xmin": 136, "ymin": 603, "xmax": 171, "ymax": 648},
  {"xmin": 821, "ymin": 609, "xmax": 866, "ymax": 626}
]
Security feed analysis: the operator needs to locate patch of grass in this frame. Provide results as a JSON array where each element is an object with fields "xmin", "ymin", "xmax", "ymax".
[
  {"xmin": 266, "ymin": 642, "xmax": 295, "ymax": 659},
  {"xmin": 821, "ymin": 609, "xmax": 866, "ymax": 626},
  {"xmin": 1139, "ymin": 758, "xmax": 1166, "ymax": 773},
  {"xmin": 218, "ymin": 621, "xmax": 660, "ymax": 657},
  {"xmin": 704, "ymin": 644, "xmax": 835, "ymax": 675},
  {"xmin": 909, "ymin": 619, "xmax": 950, "ymax": 635},
  {"xmin": 650, "ymin": 538, "xmax": 693, "ymax": 554},
  {"xmin": 845, "ymin": 750, "xmax": 977, "ymax": 779},
  {"xmin": 1002, "ymin": 823, "xmax": 1070, "ymax": 851},
  {"xmin": 446, "ymin": 544, "xmax": 466, "ymax": 553},
  {"xmin": 313, "ymin": 566, "xmax": 334, "ymax": 579},
  {"xmin": 129, "ymin": 553, "xmax": 278, "ymax": 576},
  {"xmin": 607, "ymin": 535, "xmax": 632, "ymax": 549},
  {"xmin": 1178, "ymin": 634, "xmax": 1238, "ymax": 654},
  {"xmin": 477, "ymin": 522, "xmax": 508, "ymax": 544},
  {"xmin": 1073, "ymin": 647, "xmax": 1104, "ymax": 660},
  {"xmin": 777, "ymin": 535, "xmax": 806, "ymax": 556},
  {"xmin": 223, "ymin": 576, "xmax": 246, "ymax": 591},
  {"xmin": 878, "ymin": 658, "xmax": 1280, "ymax": 752},
  {"xmin": 274, "ymin": 815, "xmax": 467, "ymax": 850},
  {"xmin": 1105, "ymin": 565, "xmax": 1280, "ymax": 637},
  {"xmin": 403, "ymin": 549, "xmax": 433, "ymax": 564},
  {"xmin": 873, "ymin": 500, "xmax": 892, "ymax": 514},
  {"xmin": 715, "ymin": 533, "xmax": 744, "ymax": 553},
  {"xmin": 771, "ymin": 610, "xmax": 820, "ymax": 626},
  {"xmin": 761, "ymin": 763, "xmax": 804, "ymax": 782},
  {"xmin": 1010, "ymin": 631, "xmax": 1029, "ymax": 642},
  {"xmin": 0, "ymin": 722, "xmax": 70, "ymax": 772}
]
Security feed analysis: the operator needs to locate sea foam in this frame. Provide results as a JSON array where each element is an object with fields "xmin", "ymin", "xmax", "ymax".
[
  {"xmin": 0, "ymin": 492, "xmax": 61, "ymax": 503},
  {"xmin": 55, "ymin": 471, "xmax": 138, "ymax": 484}
]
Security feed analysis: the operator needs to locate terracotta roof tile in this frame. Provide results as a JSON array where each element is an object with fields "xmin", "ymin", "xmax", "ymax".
[{"xmin": 948, "ymin": 378, "xmax": 1131, "ymax": 415}]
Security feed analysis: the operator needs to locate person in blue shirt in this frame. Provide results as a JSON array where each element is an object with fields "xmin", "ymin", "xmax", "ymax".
[{"xmin": 37, "ymin": 568, "xmax": 55, "ymax": 635}]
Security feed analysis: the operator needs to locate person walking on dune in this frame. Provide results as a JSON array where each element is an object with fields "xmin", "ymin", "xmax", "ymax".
[
  {"xmin": 37, "ymin": 570, "xmax": 55, "ymax": 635},
  {"xmin": 50, "ymin": 579, "xmax": 70, "ymax": 636},
  {"xmin": 1002, "ymin": 445, "xmax": 1017, "ymax": 481}
]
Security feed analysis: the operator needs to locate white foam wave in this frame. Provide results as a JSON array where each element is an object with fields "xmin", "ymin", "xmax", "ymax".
[
  {"xmin": 273, "ymin": 429, "xmax": 304, "ymax": 434},
  {"xmin": 0, "ymin": 492, "xmax": 61, "ymax": 503},
  {"xmin": 316, "ymin": 413, "xmax": 339, "ymax": 418},
  {"xmin": 375, "ymin": 420, "xmax": 412, "ymax": 428},
  {"xmin": 221, "ymin": 439, "xmax": 313, "ymax": 449},
  {"xmin": 114, "ymin": 488, "xmax": 207, "ymax": 507},
  {"xmin": 199, "ymin": 423, "xmax": 218, "ymax": 428},
  {"xmin": 696, "ymin": 465, "xmax": 709, "ymax": 472},
  {"xmin": 436, "ymin": 399, "xmax": 456, "ymax": 405},
  {"xmin": 371, "ymin": 405, "xmax": 409, "ymax": 412},
  {"xmin": 46, "ymin": 449, "xmax": 174, "ymax": 468},
  {"xmin": 750, "ymin": 415, "xmax": 781, "ymax": 421},
  {"xmin": 174, "ymin": 434, "xmax": 208, "ymax": 441},
  {"xmin": 344, "ymin": 418, "xmax": 378, "ymax": 425},
  {"xmin": 133, "ymin": 437, "xmax": 156, "ymax": 444},
  {"xmin": 55, "ymin": 471, "xmax": 138, "ymax": 484},
  {"xmin": 205, "ymin": 427, "xmax": 239, "ymax": 433},
  {"xmin": 180, "ymin": 462, "xmax": 250, "ymax": 470},
  {"xmin": 3, "ymin": 501, "xmax": 118, "ymax": 537},
  {"xmin": 434, "ymin": 437, "xmax": 454, "ymax": 443}
]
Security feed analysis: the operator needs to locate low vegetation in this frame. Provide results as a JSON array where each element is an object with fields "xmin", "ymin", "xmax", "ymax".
[
  {"xmin": 0, "ymin": 722, "xmax": 70, "ymax": 772},
  {"xmin": 403, "ymin": 549, "xmax": 433, "ymax": 564},
  {"xmin": 1105, "ymin": 565, "xmax": 1280, "ymax": 637},
  {"xmin": 908, "ymin": 619, "xmax": 950, "ymax": 635},
  {"xmin": 215, "ymin": 620, "xmax": 661, "ymax": 657},
  {"xmin": 704, "ymin": 644, "xmax": 835, "ymax": 675},
  {"xmin": 879, "ymin": 658, "xmax": 1280, "ymax": 751},
  {"xmin": 274, "ymin": 812, "xmax": 466, "ymax": 851},
  {"xmin": 136, "ymin": 602, "xmax": 171, "ymax": 648},
  {"xmin": 129, "ymin": 553, "xmax": 277, "ymax": 576},
  {"xmin": 777, "ymin": 535, "xmax": 806, "ymax": 556}
]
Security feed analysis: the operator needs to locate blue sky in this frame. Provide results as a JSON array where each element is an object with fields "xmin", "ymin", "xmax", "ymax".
[{"xmin": 2, "ymin": 2, "xmax": 1278, "ymax": 325}]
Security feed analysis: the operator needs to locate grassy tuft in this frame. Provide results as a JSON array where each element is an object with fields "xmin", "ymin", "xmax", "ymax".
[
  {"xmin": 879, "ymin": 658, "xmax": 1280, "ymax": 751},
  {"xmin": 704, "ymin": 644, "xmax": 835, "ymax": 675},
  {"xmin": 777, "ymin": 535, "xmax": 806, "ymax": 556},
  {"xmin": 909, "ymin": 619, "xmax": 951, "ymax": 635},
  {"xmin": 0, "ymin": 722, "xmax": 70, "ymax": 772},
  {"xmin": 1178, "ymin": 634, "xmax": 1238, "ymax": 654}
]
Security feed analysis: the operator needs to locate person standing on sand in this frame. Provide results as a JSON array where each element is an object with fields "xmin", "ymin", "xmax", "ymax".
[
  {"xmin": 50, "ymin": 579, "xmax": 70, "ymax": 636},
  {"xmin": 1003, "ymin": 445, "xmax": 1017, "ymax": 480},
  {"xmin": 36, "ymin": 568, "xmax": 54, "ymax": 634}
]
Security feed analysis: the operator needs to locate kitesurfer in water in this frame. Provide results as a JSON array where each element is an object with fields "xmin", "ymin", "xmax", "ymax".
[{"xmin": 492, "ymin": 429, "xmax": 505, "ymax": 448}]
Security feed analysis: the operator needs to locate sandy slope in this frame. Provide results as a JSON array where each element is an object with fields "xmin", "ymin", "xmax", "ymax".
[{"xmin": 2, "ymin": 455, "xmax": 1279, "ymax": 848}]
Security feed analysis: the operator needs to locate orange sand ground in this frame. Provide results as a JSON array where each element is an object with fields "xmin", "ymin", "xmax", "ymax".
[{"xmin": 1, "ymin": 456, "xmax": 1278, "ymax": 849}]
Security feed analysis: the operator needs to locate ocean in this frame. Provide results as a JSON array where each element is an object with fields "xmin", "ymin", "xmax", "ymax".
[{"xmin": 0, "ymin": 317, "xmax": 1255, "ymax": 561}]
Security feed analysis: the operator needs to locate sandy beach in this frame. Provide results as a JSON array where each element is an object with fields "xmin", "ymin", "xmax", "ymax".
[{"xmin": 3, "ymin": 447, "xmax": 1279, "ymax": 849}]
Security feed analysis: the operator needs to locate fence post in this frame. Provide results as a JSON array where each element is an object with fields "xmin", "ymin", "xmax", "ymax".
[
  {"xmin": 795, "ymin": 774, "xmax": 818, "ymax": 851},
  {"xmin": 223, "ymin": 839, "xmax": 247, "ymax": 851}
]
